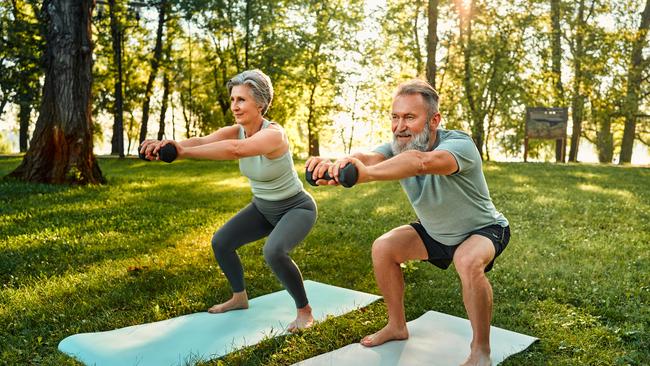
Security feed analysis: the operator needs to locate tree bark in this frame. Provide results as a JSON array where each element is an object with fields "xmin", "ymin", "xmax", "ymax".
[
  {"xmin": 568, "ymin": 0, "xmax": 585, "ymax": 162},
  {"xmin": 426, "ymin": 0, "xmax": 439, "ymax": 89},
  {"xmin": 157, "ymin": 73, "xmax": 170, "ymax": 140},
  {"xmin": 413, "ymin": 0, "xmax": 424, "ymax": 76},
  {"xmin": 8, "ymin": 0, "xmax": 104, "ymax": 184},
  {"xmin": 459, "ymin": 0, "xmax": 485, "ymax": 159},
  {"xmin": 138, "ymin": 0, "xmax": 166, "ymax": 144},
  {"xmin": 109, "ymin": 0, "xmax": 124, "ymax": 157},
  {"xmin": 18, "ymin": 101, "xmax": 31, "ymax": 152},
  {"xmin": 619, "ymin": 0, "xmax": 650, "ymax": 164},
  {"xmin": 550, "ymin": 0, "xmax": 565, "ymax": 162},
  {"xmin": 307, "ymin": 81, "xmax": 320, "ymax": 157}
]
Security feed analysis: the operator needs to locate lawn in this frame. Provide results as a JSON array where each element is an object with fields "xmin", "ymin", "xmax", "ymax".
[{"xmin": 0, "ymin": 157, "xmax": 648, "ymax": 365}]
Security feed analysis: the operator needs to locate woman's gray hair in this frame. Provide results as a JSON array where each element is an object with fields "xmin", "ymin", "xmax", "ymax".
[
  {"xmin": 395, "ymin": 79, "xmax": 440, "ymax": 122},
  {"xmin": 226, "ymin": 69, "xmax": 274, "ymax": 115}
]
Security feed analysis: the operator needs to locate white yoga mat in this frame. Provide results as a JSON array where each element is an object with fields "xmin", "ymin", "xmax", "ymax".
[
  {"xmin": 58, "ymin": 280, "xmax": 381, "ymax": 366},
  {"xmin": 294, "ymin": 310, "xmax": 538, "ymax": 366}
]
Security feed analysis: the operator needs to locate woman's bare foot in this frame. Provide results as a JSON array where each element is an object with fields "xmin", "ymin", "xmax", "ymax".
[
  {"xmin": 208, "ymin": 291, "xmax": 249, "ymax": 313},
  {"xmin": 360, "ymin": 323, "xmax": 409, "ymax": 347},
  {"xmin": 460, "ymin": 348, "xmax": 492, "ymax": 366},
  {"xmin": 287, "ymin": 304, "xmax": 314, "ymax": 333}
]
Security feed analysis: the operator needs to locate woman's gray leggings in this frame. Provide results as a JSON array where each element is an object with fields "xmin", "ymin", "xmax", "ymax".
[{"xmin": 211, "ymin": 191, "xmax": 317, "ymax": 308}]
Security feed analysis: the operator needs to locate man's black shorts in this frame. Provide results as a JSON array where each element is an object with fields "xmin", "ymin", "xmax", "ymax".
[{"xmin": 409, "ymin": 222, "xmax": 511, "ymax": 272}]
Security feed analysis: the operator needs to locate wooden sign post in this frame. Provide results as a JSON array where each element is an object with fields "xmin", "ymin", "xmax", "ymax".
[{"xmin": 524, "ymin": 107, "xmax": 568, "ymax": 162}]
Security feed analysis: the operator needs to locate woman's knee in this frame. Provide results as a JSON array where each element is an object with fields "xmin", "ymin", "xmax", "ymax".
[
  {"xmin": 263, "ymin": 243, "xmax": 286, "ymax": 264},
  {"xmin": 211, "ymin": 230, "xmax": 232, "ymax": 257}
]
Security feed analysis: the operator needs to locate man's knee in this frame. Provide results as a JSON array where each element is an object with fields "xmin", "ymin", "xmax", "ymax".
[
  {"xmin": 454, "ymin": 252, "xmax": 487, "ymax": 280},
  {"xmin": 371, "ymin": 237, "xmax": 398, "ymax": 263}
]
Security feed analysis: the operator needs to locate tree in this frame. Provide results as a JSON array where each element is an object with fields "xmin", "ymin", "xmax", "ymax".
[
  {"xmin": 426, "ymin": 0, "xmax": 439, "ymax": 89},
  {"xmin": 139, "ymin": 0, "xmax": 168, "ymax": 144},
  {"xmin": 620, "ymin": 0, "xmax": 650, "ymax": 164},
  {"xmin": 8, "ymin": 0, "xmax": 104, "ymax": 184},
  {"xmin": 7, "ymin": 0, "xmax": 43, "ymax": 152},
  {"xmin": 567, "ymin": 0, "xmax": 588, "ymax": 162},
  {"xmin": 550, "ymin": 0, "xmax": 566, "ymax": 162},
  {"xmin": 108, "ymin": 0, "xmax": 124, "ymax": 157}
]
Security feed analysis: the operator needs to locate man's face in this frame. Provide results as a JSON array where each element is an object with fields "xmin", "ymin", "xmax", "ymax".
[{"xmin": 390, "ymin": 93, "xmax": 436, "ymax": 154}]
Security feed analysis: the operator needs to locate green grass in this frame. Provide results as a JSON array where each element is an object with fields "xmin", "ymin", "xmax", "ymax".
[{"xmin": 1, "ymin": 157, "xmax": 648, "ymax": 365}]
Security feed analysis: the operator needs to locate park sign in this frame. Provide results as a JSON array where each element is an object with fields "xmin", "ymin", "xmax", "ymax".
[
  {"xmin": 524, "ymin": 107, "xmax": 568, "ymax": 162},
  {"xmin": 525, "ymin": 107, "xmax": 568, "ymax": 139}
]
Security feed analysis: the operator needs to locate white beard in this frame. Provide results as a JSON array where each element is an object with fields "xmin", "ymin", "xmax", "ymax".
[{"xmin": 391, "ymin": 122, "xmax": 431, "ymax": 154}]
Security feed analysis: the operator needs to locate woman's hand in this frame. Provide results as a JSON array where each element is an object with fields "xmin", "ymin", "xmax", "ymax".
[
  {"xmin": 140, "ymin": 139, "xmax": 161, "ymax": 160},
  {"xmin": 305, "ymin": 156, "xmax": 333, "ymax": 185}
]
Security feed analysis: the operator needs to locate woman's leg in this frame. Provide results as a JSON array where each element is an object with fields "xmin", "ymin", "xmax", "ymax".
[
  {"xmin": 263, "ymin": 206, "xmax": 317, "ymax": 329},
  {"xmin": 209, "ymin": 203, "xmax": 273, "ymax": 313}
]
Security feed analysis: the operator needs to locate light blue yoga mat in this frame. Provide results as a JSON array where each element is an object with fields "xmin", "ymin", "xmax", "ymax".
[
  {"xmin": 58, "ymin": 280, "xmax": 381, "ymax": 366},
  {"xmin": 294, "ymin": 310, "xmax": 538, "ymax": 366}
]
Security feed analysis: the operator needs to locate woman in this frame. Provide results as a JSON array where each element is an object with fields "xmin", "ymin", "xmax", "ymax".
[{"xmin": 140, "ymin": 69, "xmax": 316, "ymax": 331}]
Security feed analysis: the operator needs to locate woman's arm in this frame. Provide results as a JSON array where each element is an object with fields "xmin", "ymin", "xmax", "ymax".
[
  {"xmin": 178, "ymin": 125, "xmax": 240, "ymax": 148},
  {"xmin": 176, "ymin": 126, "xmax": 288, "ymax": 160}
]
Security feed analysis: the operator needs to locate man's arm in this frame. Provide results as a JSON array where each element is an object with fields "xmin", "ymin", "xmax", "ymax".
[
  {"xmin": 337, "ymin": 149, "xmax": 458, "ymax": 184},
  {"xmin": 366, "ymin": 150, "xmax": 458, "ymax": 180},
  {"xmin": 349, "ymin": 151, "xmax": 388, "ymax": 166}
]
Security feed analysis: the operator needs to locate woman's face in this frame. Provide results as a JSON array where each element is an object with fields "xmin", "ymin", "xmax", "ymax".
[{"xmin": 230, "ymin": 85, "xmax": 263, "ymax": 124}]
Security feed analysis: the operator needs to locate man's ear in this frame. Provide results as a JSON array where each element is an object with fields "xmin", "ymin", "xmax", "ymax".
[{"xmin": 430, "ymin": 112, "xmax": 442, "ymax": 129}]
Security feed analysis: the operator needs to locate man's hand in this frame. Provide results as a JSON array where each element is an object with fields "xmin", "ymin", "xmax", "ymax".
[
  {"xmin": 158, "ymin": 140, "xmax": 184, "ymax": 160},
  {"xmin": 331, "ymin": 156, "xmax": 369, "ymax": 185}
]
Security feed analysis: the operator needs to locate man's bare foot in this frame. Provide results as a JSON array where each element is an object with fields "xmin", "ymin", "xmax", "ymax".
[
  {"xmin": 207, "ymin": 291, "xmax": 249, "ymax": 314},
  {"xmin": 287, "ymin": 304, "xmax": 314, "ymax": 333},
  {"xmin": 360, "ymin": 323, "xmax": 409, "ymax": 347},
  {"xmin": 460, "ymin": 348, "xmax": 491, "ymax": 366}
]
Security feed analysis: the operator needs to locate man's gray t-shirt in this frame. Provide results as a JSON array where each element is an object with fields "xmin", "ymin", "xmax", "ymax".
[{"xmin": 373, "ymin": 129, "xmax": 508, "ymax": 246}]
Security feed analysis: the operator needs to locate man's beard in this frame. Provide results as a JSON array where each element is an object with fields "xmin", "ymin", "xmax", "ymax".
[{"xmin": 391, "ymin": 121, "xmax": 431, "ymax": 155}]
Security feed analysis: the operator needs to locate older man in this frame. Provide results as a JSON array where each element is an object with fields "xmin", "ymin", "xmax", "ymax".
[{"xmin": 307, "ymin": 79, "xmax": 510, "ymax": 366}]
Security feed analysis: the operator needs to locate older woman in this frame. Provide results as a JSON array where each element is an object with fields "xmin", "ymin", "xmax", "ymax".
[{"xmin": 140, "ymin": 69, "xmax": 316, "ymax": 331}]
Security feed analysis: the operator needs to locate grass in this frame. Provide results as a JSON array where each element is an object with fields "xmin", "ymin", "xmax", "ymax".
[{"xmin": 0, "ymin": 157, "xmax": 648, "ymax": 365}]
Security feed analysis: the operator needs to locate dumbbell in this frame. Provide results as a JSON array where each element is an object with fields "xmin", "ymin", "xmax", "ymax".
[
  {"xmin": 138, "ymin": 143, "xmax": 177, "ymax": 163},
  {"xmin": 305, "ymin": 163, "xmax": 358, "ymax": 188}
]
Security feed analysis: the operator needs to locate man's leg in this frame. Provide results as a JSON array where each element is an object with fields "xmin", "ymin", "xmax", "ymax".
[
  {"xmin": 361, "ymin": 225, "xmax": 429, "ymax": 347},
  {"xmin": 453, "ymin": 235, "xmax": 496, "ymax": 366}
]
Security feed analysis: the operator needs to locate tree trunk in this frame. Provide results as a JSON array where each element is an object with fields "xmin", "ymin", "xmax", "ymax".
[
  {"xmin": 138, "ymin": 0, "xmax": 166, "ymax": 144},
  {"xmin": 8, "ymin": 0, "xmax": 104, "ymax": 184},
  {"xmin": 426, "ymin": 0, "xmax": 439, "ymax": 89},
  {"xmin": 596, "ymin": 111, "xmax": 613, "ymax": 163},
  {"xmin": 619, "ymin": 0, "xmax": 650, "ymax": 164},
  {"xmin": 18, "ymin": 101, "xmax": 31, "ymax": 152},
  {"xmin": 550, "ymin": 0, "xmax": 565, "ymax": 162},
  {"xmin": 109, "ymin": 0, "xmax": 124, "ymax": 157},
  {"xmin": 459, "ymin": 0, "xmax": 485, "ymax": 159},
  {"xmin": 568, "ymin": 0, "xmax": 585, "ymax": 162},
  {"xmin": 244, "ymin": 0, "xmax": 252, "ymax": 69},
  {"xmin": 413, "ymin": 0, "xmax": 424, "ymax": 76},
  {"xmin": 307, "ymin": 82, "xmax": 319, "ymax": 157},
  {"xmin": 157, "ymin": 73, "xmax": 170, "ymax": 140}
]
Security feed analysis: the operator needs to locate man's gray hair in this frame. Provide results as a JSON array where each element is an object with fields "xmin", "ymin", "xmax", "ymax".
[
  {"xmin": 395, "ymin": 79, "xmax": 440, "ymax": 122},
  {"xmin": 227, "ymin": 69, "xmax": 274, "ymax": 115}
]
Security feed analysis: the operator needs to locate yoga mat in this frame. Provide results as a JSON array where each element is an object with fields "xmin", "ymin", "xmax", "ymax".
[
  {"xmin": 294, "ymin": 310, "xmax": 538, "ymax": 366},
  {"xmin": 58, "ymin": 280, "xmax": 380, "ymax": 366}
]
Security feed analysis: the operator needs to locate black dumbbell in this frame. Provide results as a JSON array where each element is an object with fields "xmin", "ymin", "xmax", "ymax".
[
  {"xmin": 138, "ymin": 143, "xmax": 177, "ymax": 163},
  {"xmin": 305, "ymin": 163, "xmax": 358, "ymax": 188}
]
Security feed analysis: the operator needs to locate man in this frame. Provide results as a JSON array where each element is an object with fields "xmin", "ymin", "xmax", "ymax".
[{"xmin": 306, "ymin": 79, "xmax": 510, "ymax": 366}]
